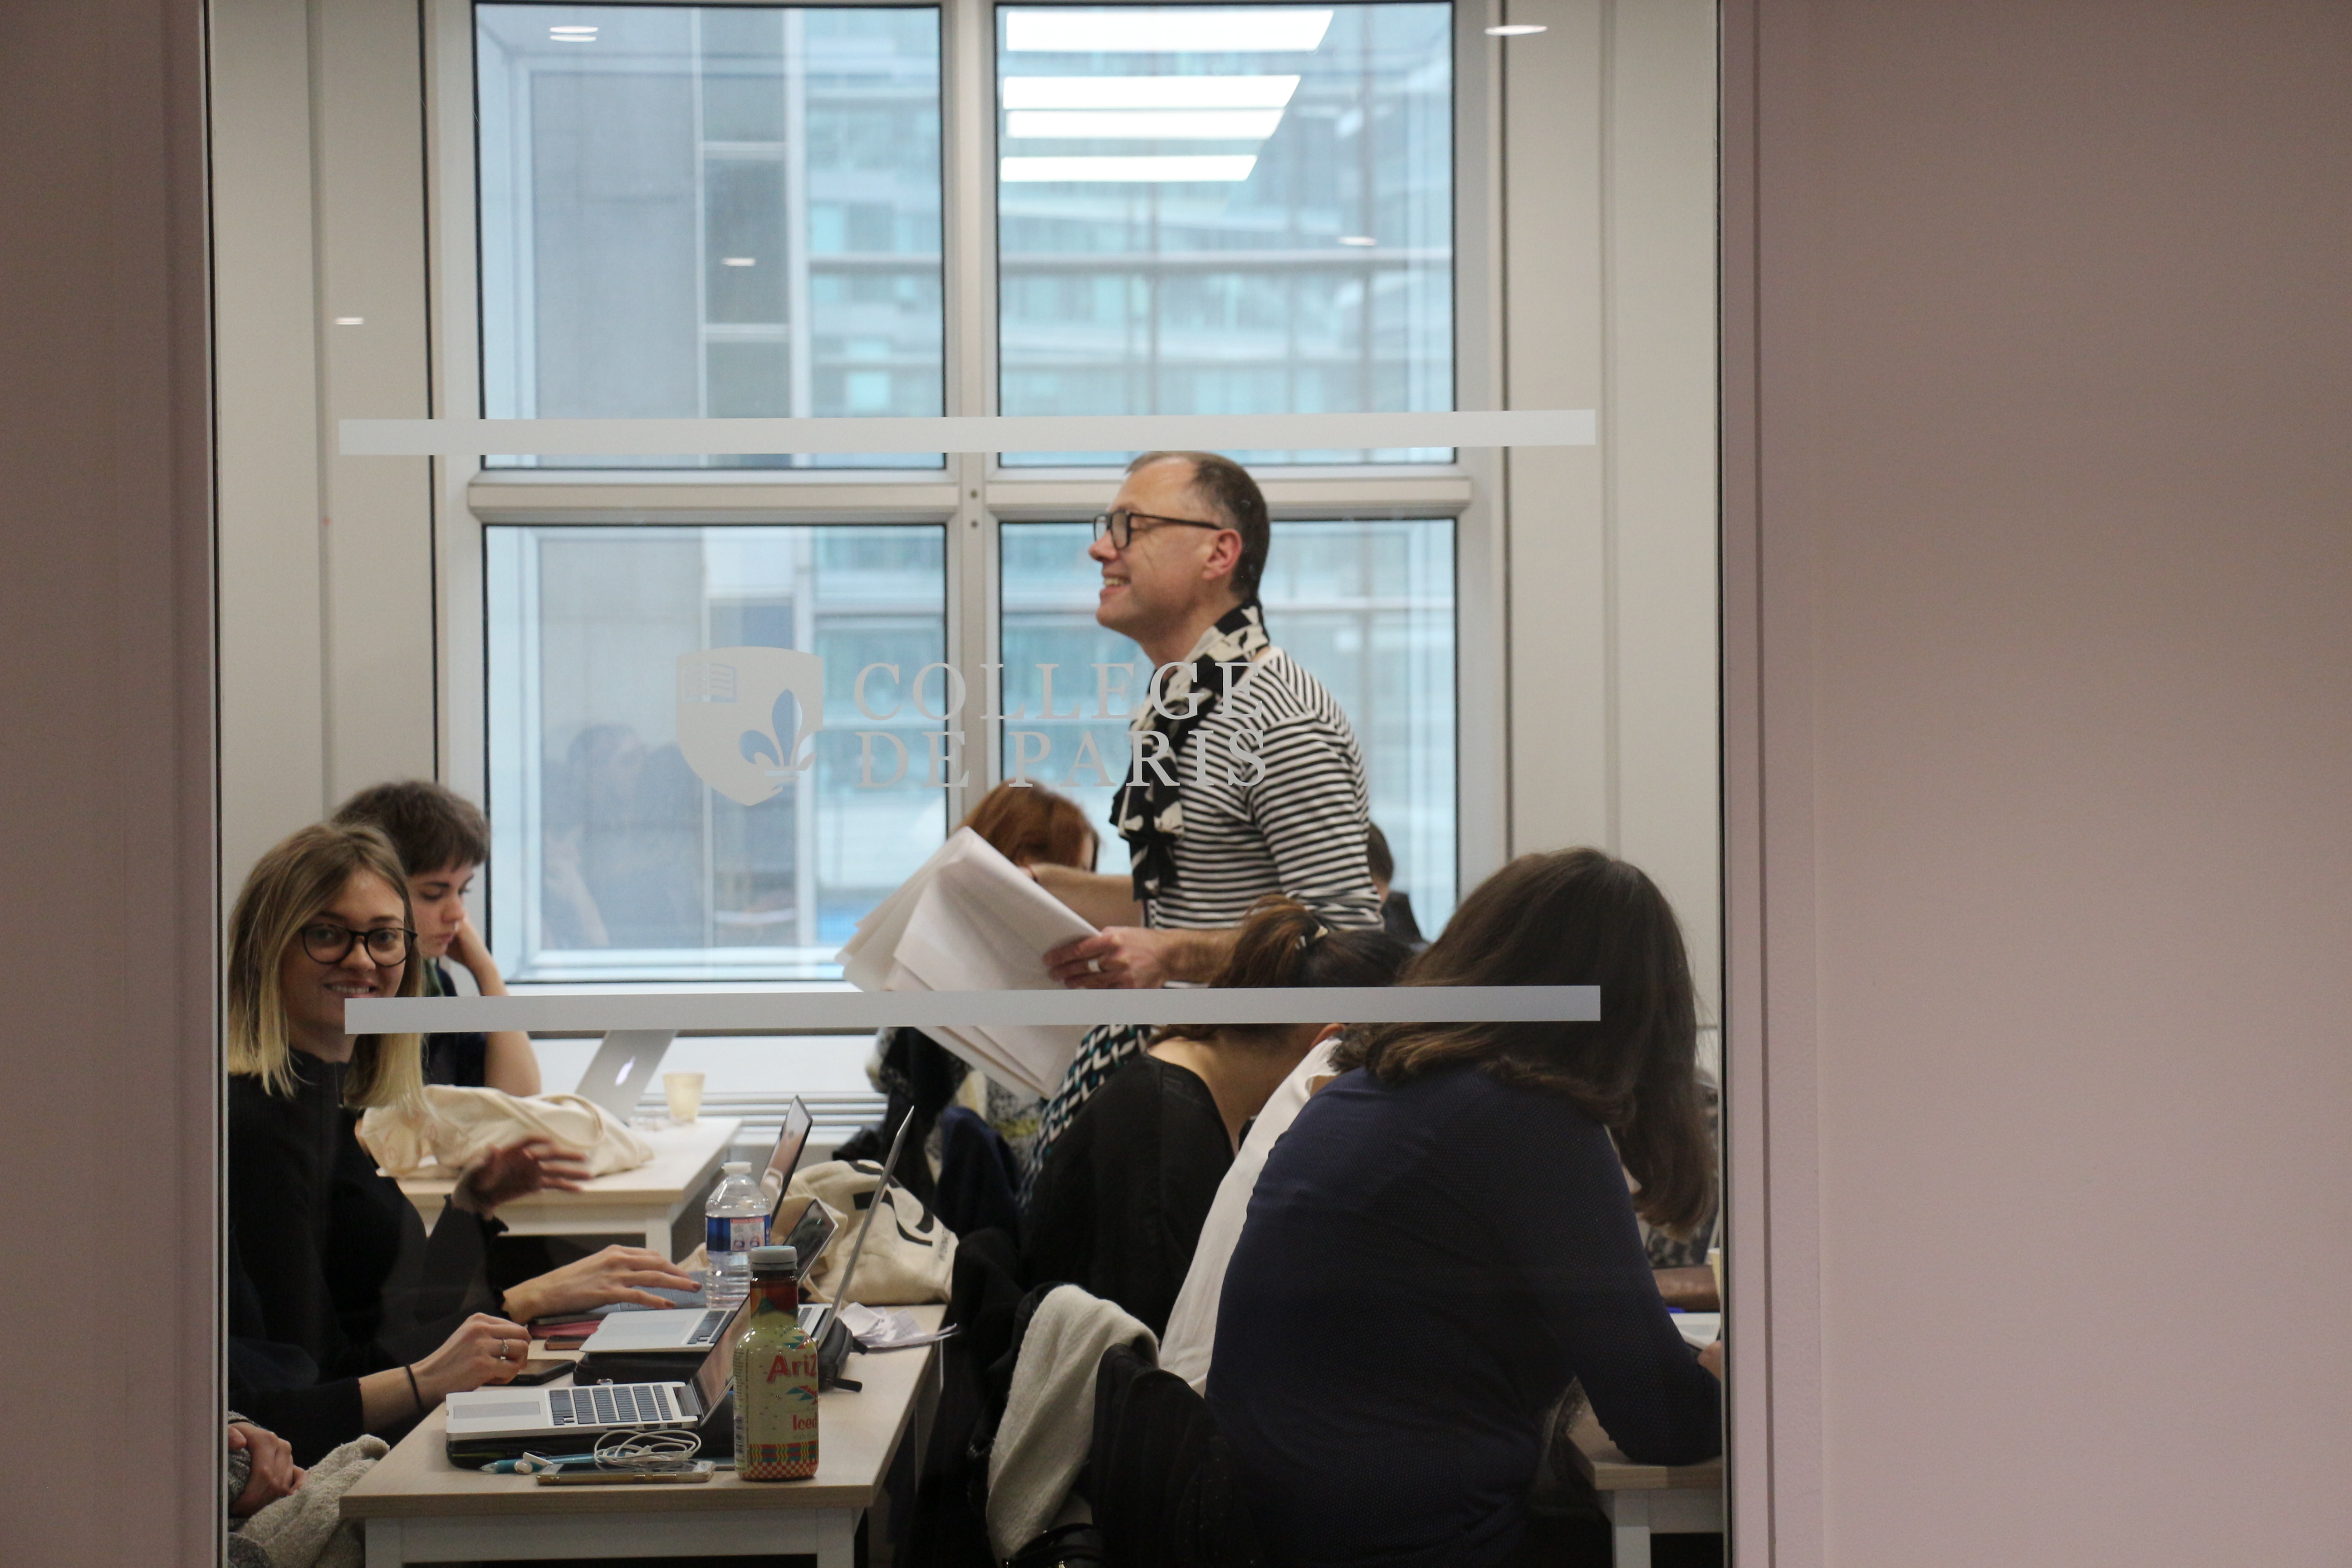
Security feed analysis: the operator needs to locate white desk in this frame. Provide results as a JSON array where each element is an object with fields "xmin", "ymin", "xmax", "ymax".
[
  {"xmin": 341, "ymin": 1306, "xmax": 943, "ymax": 1568},
  {"xmin": 396, "ymin": 1117, "xmax": 740, "ymax": 1260},
  {"xmin": 1568, "ymin": 1411, "xmax": 1725, "ymax": 1568}
]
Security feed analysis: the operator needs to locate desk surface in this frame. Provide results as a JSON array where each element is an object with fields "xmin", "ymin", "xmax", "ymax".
[
  {"xmin": 1568, "ymin": 1410, "xmax": 1725, "ymax": 1493},
  {"xmin": 395, "ymin": 1117, "xmax": 742, "ymax": 1210},
  {"xmin": 343, "ymin": 1304, "xmax": 943, "ymax": 1519}
]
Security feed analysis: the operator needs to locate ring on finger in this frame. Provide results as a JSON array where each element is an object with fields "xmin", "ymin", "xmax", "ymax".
[{"xmin": 1087, "ymin": 957, "xmax": 1103, "ymax": 974}]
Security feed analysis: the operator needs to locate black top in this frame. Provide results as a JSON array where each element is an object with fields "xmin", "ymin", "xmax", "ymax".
[
  {"xmin": 228, "ymin": 1056, "xmax": 497, "ymax": 1385},
  {"xmin": 226, "ymin": 1226, "xmax": 369, "ymax": 1466},
  {"xmin": 1022, "ymin": 1054, "xmax": 1234, "ymax": 1336},
  {"xmin": 421, "ymin": 960, "xmax": 490, "ymax": 1088},
  {"xmin": 1210, "ymin": 1066, "xmax": 1722, "ymax": 1568}
]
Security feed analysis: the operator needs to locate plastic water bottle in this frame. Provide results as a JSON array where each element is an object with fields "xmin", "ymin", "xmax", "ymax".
[{"xmin": 704, "ymin": 1161, "xmax": 769, "ymax": 1310}]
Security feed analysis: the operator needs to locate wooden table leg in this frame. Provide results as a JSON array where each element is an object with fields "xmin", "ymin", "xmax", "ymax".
[
  {"xmin": 364, "ymin": 1516, "xmax": 405, "ymax": 1568},
  {"xmin": 815, "ymin": 1508, "xmax": 860, "ymax": 1568},
  {"xmin": 1602, "ymin": 1491, "xmax": 1652, "ymax": 1568}
]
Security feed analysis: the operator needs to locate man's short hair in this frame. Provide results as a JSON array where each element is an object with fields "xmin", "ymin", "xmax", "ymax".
[
  {"xmin": 1129, "ymin": 450, "xmax": 1271, "ymax": 598},
  {"xmin": 332, "ymin": 780, "xmax": 491, "ymax": 876}
]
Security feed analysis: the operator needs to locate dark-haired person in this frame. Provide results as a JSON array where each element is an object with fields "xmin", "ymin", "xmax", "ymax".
[
  {"xmin": 1021, "ymin": 451, "xmax": 1386, "ymax": 1194},
  {"xmin": 1022, "ymin": 899, "xmax": 1409, "ymax": 1336},
  {"xmin": 1365, "ymin": 821, "xmax": 1426, "ymax": 946},
  {"xmin": 228, "ymin": 824, "xmax": 699, "ymax": 1453},
  {"xmin": 1210, "ymin": 849, "xmax": 1724, "ymax": 1568},
  {"xmin": 333, "ymin": 780, "xmax": 539, "ymax": 1096}
]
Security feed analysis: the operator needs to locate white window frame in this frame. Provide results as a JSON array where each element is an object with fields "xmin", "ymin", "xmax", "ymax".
[{"xmin": 423, "ymin": 0, "xmax": 1509, "ymax": 978}]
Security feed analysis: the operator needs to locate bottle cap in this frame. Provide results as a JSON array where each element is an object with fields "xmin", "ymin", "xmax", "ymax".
[
  {"xmin": 720, "ymin": 1161, "xmax": 752, "ymax": 1174},
  {"xmin": 748, "ymin": 1245, "xmax": 799, "ymax": 1278}
]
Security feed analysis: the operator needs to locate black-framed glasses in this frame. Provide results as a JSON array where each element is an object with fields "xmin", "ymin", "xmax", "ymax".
[
  {"xmin": 1091, "ymin": 509, "xmax": 1229, "ymax": 550},
  {"xmin": 299, "ymin": 923, "xmax": 415, "ymax": 966}
]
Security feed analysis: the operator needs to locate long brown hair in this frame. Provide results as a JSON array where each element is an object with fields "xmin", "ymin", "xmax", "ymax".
[
  {"xmin": 226, "ymin": 823, "xmax": 426, "ymax": 1105},
  {"xmin": 961, "ymin": 781, "xmax": 1098, "ymax": 870},
  {"xmin": 1338, "ymin": 849, "xmax": 1714, "ymax": 1234},
  {"xmin": 1165, "ymin": 896, "xmax": 1411, "ymax": 1049}
]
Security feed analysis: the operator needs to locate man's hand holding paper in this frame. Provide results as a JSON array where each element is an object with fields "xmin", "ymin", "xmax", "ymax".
[
  {"xmin": 836, "ymin": 828, "xmax": 1105, "ymax": 1097},
  {"xmin": 1044, "ymin": 926, "xmax": 1227, "ymax": 990}
]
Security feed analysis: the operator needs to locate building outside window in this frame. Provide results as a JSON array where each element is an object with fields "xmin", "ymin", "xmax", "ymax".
[{"xmin": 469, "ymin": 1, "xmax": 1469, "ymax": 981}]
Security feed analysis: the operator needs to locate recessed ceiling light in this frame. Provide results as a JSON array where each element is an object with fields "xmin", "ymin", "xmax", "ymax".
[
  {"xmin": 1484, "ymin": 24, "xmax": 1548, "ymax": 36},
  {"xmin": 721, "ymin": 257, "xmax": 757, "ymax": 267},
  {"xmin": 1005, "ymin": 10, "xmax": 1333, "ymax": 54},
  {"xmin": 1338, "ymin": 235, "xmax": 1377, "ymax": 246},
  {"xmin": 333, "ymin": 316, "xmax": 364, "ymax": 325},
  {"xmin": 1003, "ymin": 75, "xmax": 1301, "ymax": 110},
  {"xmin": 549, "ymin": 25, "xmax": 598, "ymax": 40},
  {"xmin": 1001, "ymin": 154, "xmax": 1259, "ymax": 183},
  {"xmin": 1007, "ymin": 108, "xmax": 1286, "ymax": 140}
]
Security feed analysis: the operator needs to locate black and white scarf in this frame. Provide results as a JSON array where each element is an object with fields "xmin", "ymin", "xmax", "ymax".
[{"xmin": 1111, "ymin": 599, "xmax": 1273, "ymax": 901}]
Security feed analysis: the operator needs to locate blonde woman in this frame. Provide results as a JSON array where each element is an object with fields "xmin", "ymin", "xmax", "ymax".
[{"xmin": 227, "ymin": 824, "xmax": 694, "ymax": 1454}]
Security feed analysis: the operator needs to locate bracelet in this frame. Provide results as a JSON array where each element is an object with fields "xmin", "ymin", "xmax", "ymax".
[{"xmin": 405, "ymin": 1365, "xmax": 423, "ymax": 1415}]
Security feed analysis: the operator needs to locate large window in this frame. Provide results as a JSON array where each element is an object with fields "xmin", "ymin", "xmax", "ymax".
[
  {"xmin": 485, "ymin": 525, "xmax": 948, "ymax": 979},
  {"xmin": 466, "ymin": 0, "xmax": 1472, "ymax": 981},
  {"xmin": 477, "ymin": 5, "xmax": 946, "ymax": 466},
  {"xmin": 996, "ymin": 4, "xmax": 1453, "ymax": 464}
]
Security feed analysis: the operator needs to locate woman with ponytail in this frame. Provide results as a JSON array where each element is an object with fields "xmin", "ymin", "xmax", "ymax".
[
  {"xmin": 1209, "ymin": 849, "xmax": 1723, "ymax": 1568},
  {"xmin": 1021, "ymin": 898, "xmax": 1408, "ymax": 1335}
]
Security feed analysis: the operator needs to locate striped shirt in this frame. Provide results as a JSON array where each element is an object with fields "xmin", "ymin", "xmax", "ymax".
[
  {"xmin": 1019, "ymin": 649, "xmax": 1381, "ymax": 1207},
  {"xmin": 1139, "ymin": 647, "xmax": 1382, "ymax": 933}
]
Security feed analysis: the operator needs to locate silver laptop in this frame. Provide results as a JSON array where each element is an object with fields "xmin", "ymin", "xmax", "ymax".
[
  {"xmin": 578, "ymin": 1193, "xmax": 838, "ymax": 1353},
  {"xmin": 443, "ymin": 1297, "xmax": 749, "ymax": 1465},
  {"xmin": 588, "ymin": 1096, "xmax": 818, "ymax": 1320},
  {"xmin": 571, "ymin": 1029, "xmax": 677, "ymax": 1121}
]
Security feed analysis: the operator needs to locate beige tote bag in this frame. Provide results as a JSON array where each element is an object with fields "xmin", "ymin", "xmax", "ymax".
[
  {"xmin": 356, "ymin": 1086, "xmax": 654, "ymax": 1180},
  {"xmin": 785, "ymin": 1158, "xmax": 956, "ymax": 1304}
]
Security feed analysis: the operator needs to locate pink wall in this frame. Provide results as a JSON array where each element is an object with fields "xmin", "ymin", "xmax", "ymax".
[
  {"xmin": 1725, "ymin": 1, "xmax": 2352, "ymax": 1562},
  {"xmin": 0, "ymin": 0, "xmax": 216, "ymax": 1561}
]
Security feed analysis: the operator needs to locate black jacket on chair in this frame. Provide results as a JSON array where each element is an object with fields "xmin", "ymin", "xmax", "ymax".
[{"xmin": 1089, "ymin": 1341, "xmax": 1262, "ymax": 1568}]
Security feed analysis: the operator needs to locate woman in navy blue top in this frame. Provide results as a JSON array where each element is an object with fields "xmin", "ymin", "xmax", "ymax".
[{"xmin": 1209, "ymin": 849, "xmax": 1723, "ymax": 1568}]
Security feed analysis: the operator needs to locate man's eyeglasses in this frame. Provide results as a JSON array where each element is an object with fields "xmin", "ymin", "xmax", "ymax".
[
  {"xmin": 1091, "ymin": 509, "xmax": 1229, "ymax": 551},
  {"xmin": 299, "ymin": 923, "xmax": 415, "ymax": 966}
]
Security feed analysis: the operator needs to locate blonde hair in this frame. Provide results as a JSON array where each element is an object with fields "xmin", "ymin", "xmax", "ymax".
[{"xmin": 226, "ymin": 823, "xmax": 426, "ymax": 1106}]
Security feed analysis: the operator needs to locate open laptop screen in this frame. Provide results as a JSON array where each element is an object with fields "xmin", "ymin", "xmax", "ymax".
[
  {"xmin": 764, "ymin": 1097, "xmax": 813, "ymax": 1219},
  {"xmin": 694, "ymin": 1298, "xmax": 757, "ymax": 1411}
]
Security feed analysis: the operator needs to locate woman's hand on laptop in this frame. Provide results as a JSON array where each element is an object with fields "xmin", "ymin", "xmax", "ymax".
[
  {"xmin": 411, "ymin": 1313, "xmax": 536, "ymax": 1405},
  {"xmin": 499, "ymin": 1245, "xmax": 699, "ymax": 1323},
  {"xmin": 452, "ymin": 1137, "xmax": 591, "ymax": 1215}
]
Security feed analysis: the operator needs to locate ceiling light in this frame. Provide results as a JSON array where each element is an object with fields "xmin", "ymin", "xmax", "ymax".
[
  {"xmin": 1007, "ymin": 108, "xmax": 1285, "ymax": 140},
  {"xmin": 1483, "ymin": 24, "xmax": 1547, "ymax": 36},
  {"xmin": 549, "ymin": 25, "xmax": 598, "ymax": 40},
  {"xmin": 1338, "ymin": 235, "xmax": 1376, "ymax": 246},
  {"xmin": 1002, "ymin": 74, "xmax": 1301, "ymax": 109},
  {"xmin": 721, "ymin": 256, "xmax": 757, "ymax": 267},
  {"xmin": 333, "ymin": 316, "xmax": 364, "ymax": 325},
  {"xmin": 1005, "ymin": 10, "xmax": 1333, "ymax": 54},
  {"xmin": 1001, "ymin": 154, "xmax": 1259, "ymax": 182}
]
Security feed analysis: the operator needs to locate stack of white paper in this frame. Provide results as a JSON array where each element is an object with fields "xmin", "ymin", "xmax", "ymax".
[{"xmin": 836, "ymin": 828, "xmax": 1098, "ymax": 1098}]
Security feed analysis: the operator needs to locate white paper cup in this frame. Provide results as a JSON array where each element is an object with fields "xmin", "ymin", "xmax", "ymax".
[{"xmin": 662, "ymin": 1071, "xmax": 706, "ymax": 1123}]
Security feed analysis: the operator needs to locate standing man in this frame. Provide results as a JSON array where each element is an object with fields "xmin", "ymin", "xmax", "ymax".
[{"xmin": 1025, "ymin": 451, "xmax": 1382, "ymax": 1185}]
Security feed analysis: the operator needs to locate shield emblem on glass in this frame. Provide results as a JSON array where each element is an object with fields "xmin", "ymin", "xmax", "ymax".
[{"xmin": 676, "ymin": 647, "xmax": 827, "ymax": 806}]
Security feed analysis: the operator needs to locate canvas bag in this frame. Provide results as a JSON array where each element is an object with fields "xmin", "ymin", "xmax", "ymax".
[
  {"xmin": 356, "ymin": 1086, "xmax": 654, "ymax": 1180},
  {"xmin": 785, "ymin": 1157, "xmax": 956, "ymax": 1304}
]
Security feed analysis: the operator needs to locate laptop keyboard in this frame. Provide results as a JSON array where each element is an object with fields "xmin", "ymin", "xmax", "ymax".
[
  {"xmin": 687, "ymin": 1308, "xmax": 728, "ymax": 1346},
  {"xmin": 547, "ymin": 1383, "xmax": 680, "ymax": 1428}
]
